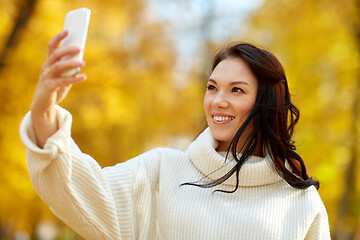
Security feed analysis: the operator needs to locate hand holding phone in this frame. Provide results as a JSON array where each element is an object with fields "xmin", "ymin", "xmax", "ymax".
[{"xmin": 60, "ymin": 8, "xmax": 91, "ymax": 77}]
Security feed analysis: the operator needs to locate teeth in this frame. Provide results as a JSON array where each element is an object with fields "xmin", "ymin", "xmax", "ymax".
[{"xmin": 213, "ymin": 116, "xmax": 235, "ymax": 121}]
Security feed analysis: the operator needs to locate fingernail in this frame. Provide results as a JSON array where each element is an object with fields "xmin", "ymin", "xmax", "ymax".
[
  {"xmin": 72, "ymin": 46, "xmax": 80, "ymax": 52},
  {"xmin": 78, "ymin": 74, "xmax": 86, "ymax": 80}
]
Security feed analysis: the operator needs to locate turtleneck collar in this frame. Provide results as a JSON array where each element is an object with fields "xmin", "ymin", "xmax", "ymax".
[{"xmin": 186, "ymin": 128, "xmax": 283, "ymax": 187}]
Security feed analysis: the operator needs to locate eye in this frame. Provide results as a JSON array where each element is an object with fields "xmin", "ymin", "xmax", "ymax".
[
  {"xmin": 207, "ymin": 84, "xmax": 217, "ymax": 91},
  {"xmin": 232, "ymin": 87, "xmax": 243, "ymax": 93}
]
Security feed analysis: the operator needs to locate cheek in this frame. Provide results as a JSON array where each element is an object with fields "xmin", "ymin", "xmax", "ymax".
[
  {"xmin": 203, "ymin": 94, "xmax": 211, "ymax": 113},
  {"xmin": 234, "ymin": 98, "xmax": 256, "ymax": 116}
]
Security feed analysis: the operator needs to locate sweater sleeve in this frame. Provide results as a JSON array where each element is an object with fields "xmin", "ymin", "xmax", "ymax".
[
  {"xmin": 304, "ymin": 199, "xmax": 331, "ymax": 240},
  {"xmin": 19, "ymin": 105, "xmax": 160, "ymax": 239}
]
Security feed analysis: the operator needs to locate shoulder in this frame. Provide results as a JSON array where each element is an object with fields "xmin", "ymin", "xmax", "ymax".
[
  {"xmin": 146, "ymin": 147, "xmax": 190, "ymax": 168},
  {"xmin": 283, "ymin": 184, "xmax": 327, "ymax": 217},
  {"xmin": 118, "ymin": 147, "xmax": 189, "ymax": 171},
  {"xmin": 302, "ymin": 186, "xmax": 326, "ymax": 207},
  {"xmin": 273, "ymin": 183, "xmax": 329, "ymax": 232},
  {"xmin": 132, "ymin": 147, "xmax": 188, "ymax": 160},
  {"xmin": 304, "ymin": 186, "xmax": 328, "ymax": 215},
  {"xmin": 299, "ymin": 186, "xmax": 331, "ymax": 238},
  {"xmin": 154, "ymin": 147, "xmax": 189, "ymax": 158}
]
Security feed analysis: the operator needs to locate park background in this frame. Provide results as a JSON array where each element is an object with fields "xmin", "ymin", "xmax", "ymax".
[{"xmin": 0, "ymin": 0, "xmax": 359, "ymax": 239}]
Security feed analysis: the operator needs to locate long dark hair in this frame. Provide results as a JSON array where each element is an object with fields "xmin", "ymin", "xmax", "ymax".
[{"xmin": 184, "ymin": 42, "xmax": 319, "ymax": 193}]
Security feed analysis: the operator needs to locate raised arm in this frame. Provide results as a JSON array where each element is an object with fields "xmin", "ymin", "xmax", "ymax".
[
  {"xmin": 31, "ymin": 30, "xmax": 86, "ymax": 148},
  {"xmin": 20, "ymin": 32, "xmax": 125, "ymax": 239}
]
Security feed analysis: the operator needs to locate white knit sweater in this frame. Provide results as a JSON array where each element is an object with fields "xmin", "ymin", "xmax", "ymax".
[{"xmin": 20, "ymin": 106, "xmax": 331, "ymax": 240}]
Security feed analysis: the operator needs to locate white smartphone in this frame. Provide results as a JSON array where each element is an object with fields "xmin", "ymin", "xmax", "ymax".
[{"xmin": 60, "ymin": 8, "xmax": 91, "ymax": 77}]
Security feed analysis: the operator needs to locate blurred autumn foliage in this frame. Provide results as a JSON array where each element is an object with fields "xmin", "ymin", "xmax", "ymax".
[{"xmin": 0, "ymin": 0, "xmax": 359, "ymax": 239}]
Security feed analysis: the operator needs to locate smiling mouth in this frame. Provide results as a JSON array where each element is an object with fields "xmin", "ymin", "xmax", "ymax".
[{"xmin": 212, "ymin": 115, "xmax": 235, "ymax": 122}]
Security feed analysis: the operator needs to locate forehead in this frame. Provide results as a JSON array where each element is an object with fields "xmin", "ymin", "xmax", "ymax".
[{"xmin": 210, "ymin": 57, "xmax": 258, "ymax": 87}]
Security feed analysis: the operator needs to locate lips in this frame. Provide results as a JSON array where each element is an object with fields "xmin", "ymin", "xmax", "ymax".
[{"xmin": 212, "ymin": 113, "xmax": 235, "ymax": 124}]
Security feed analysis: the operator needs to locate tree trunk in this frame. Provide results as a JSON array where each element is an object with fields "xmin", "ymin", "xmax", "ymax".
[
  {"xmin": 0, "ymin": 0, "xmax": 37, "ymax": 71},
  {"xmin": 334, "ymin": 1, "xmax": 360, "ymax": 239}
]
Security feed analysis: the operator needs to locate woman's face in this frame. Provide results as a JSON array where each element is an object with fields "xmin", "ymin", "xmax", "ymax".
[{"xmin": 204, "ymin": 57, "xmax": 258, "ymax": 151}]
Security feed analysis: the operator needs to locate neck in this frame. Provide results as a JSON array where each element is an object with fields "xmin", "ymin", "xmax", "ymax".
[{"xmin": 216, "ymin": 135, "xmax": 263, "ymax": 157}]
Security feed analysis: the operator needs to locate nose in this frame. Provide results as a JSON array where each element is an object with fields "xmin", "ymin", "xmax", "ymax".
[{"xmin": 212, "ymin": 92, "xmax": 229, "ymax": 109}]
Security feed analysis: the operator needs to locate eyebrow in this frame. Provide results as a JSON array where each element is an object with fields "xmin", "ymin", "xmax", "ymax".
[{"xmin": 208, "ymin": 79, "xmax": 249, "ymax": 86}]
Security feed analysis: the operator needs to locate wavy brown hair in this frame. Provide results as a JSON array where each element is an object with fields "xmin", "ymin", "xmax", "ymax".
[{"xmin": 183, "ymin": 42, "xmax": 319, "ymax": 193}]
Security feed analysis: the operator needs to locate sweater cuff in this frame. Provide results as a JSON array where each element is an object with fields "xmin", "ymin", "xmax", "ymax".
[{"xmin": 19, "ymin": 105, "xmax": 73, "ymax": 159}]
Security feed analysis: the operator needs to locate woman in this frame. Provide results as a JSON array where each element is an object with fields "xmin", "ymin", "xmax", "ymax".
[{"xmin": 20, "ymin": 30, "xmax": 331, "ymax": 239}]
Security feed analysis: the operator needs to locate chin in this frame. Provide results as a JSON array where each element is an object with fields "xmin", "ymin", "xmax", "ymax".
[{"xmin": 209, "ymin": 127, "xmax": 234, "ymax": 143}]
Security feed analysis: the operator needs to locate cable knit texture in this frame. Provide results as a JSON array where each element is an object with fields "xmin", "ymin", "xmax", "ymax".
[{"xmin": 19, "ymin": 105, "xmax": 331, "ymax": 240}]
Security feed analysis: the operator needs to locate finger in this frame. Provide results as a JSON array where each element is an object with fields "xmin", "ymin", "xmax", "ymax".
[
  {"xmin": 45, "ymin": 59, "xmax": 85, "ymax": 78},
  {"xmin": 57, "ymin": 73, "xmax": 87, "ymax": 87},
  {"xmin": 47, "ymin": 30, "xmax": 68, "ymax": 58},
  {"xmin": 48, "ymin": 46, "xmax": 81, "ymax": 66},
  {"xmin": 42, "ymin": 45, "xmax": 80, "ymax": 70},
  {"xmin": 44, "ymin": 74, "xmax": 87, "ymax": 91}
]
